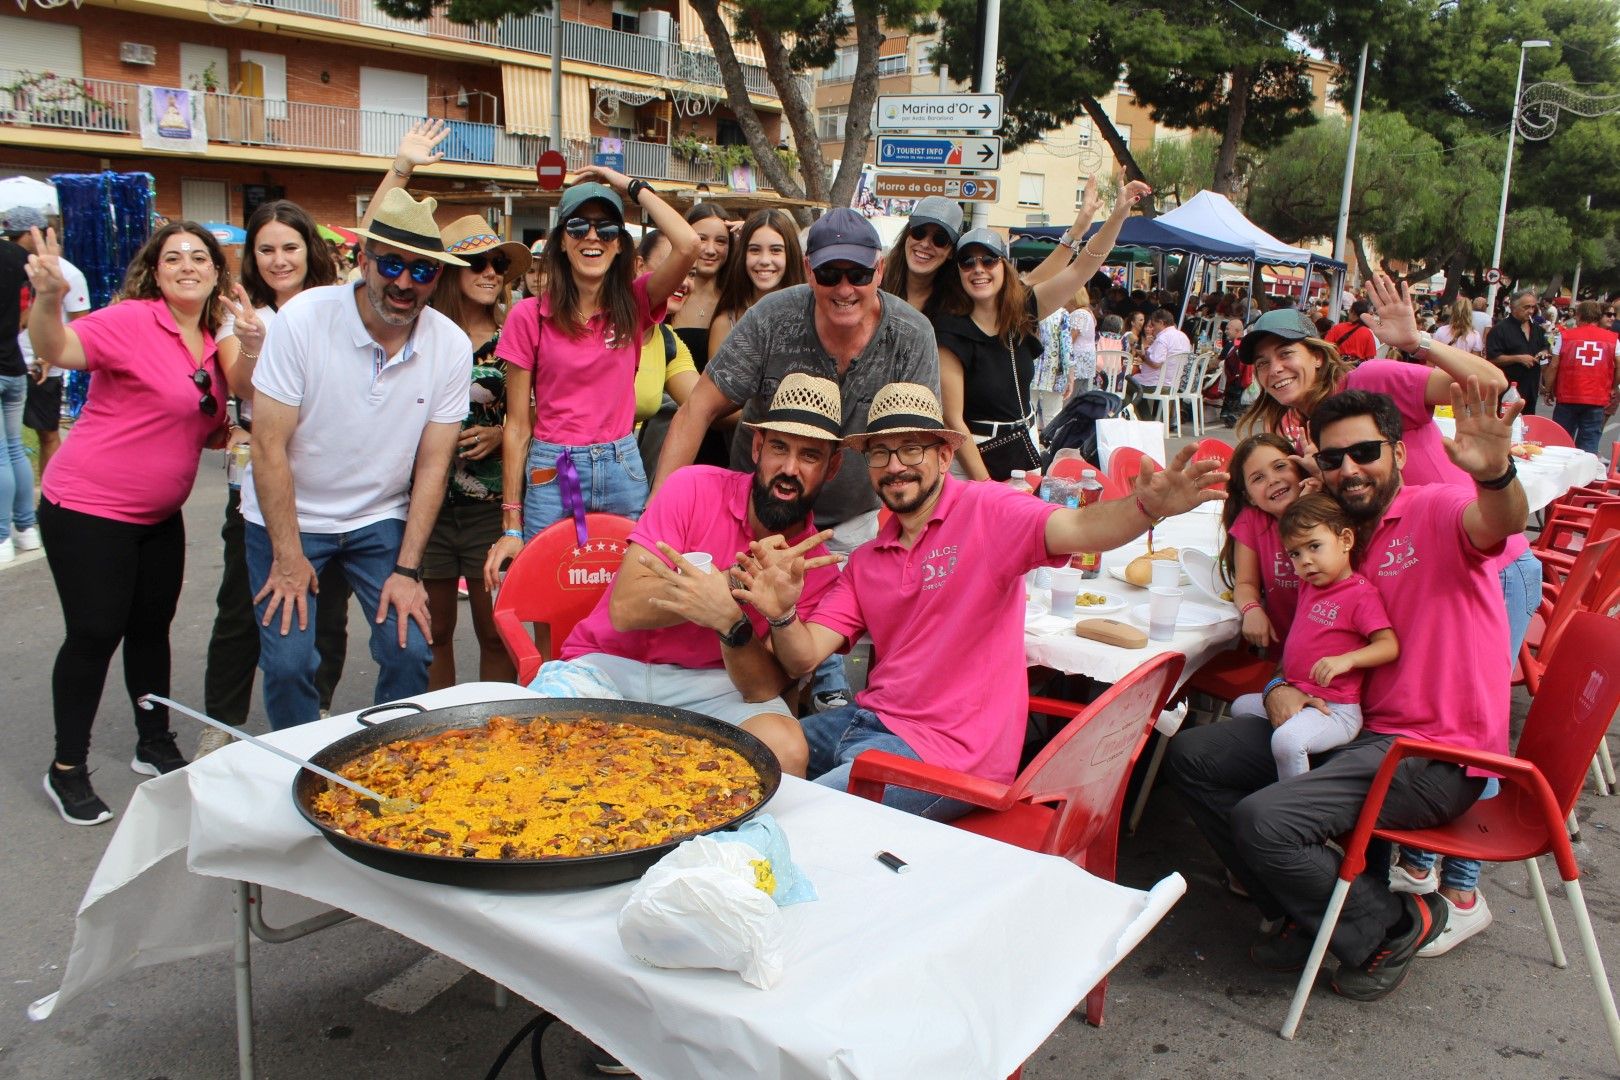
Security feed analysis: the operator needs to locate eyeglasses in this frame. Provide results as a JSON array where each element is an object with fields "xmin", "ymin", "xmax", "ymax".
[
  {"xmin": 563, "ymin": 216, "xmax": 623, "ymax": 242},
  {"xmin": 957, "ymin": 253, "xmax": 1001, "ymax": 271},
  {"xmin": 191, "ymin": 368, "xmax": 218, "ymax": 417},
  {"xmin": 811, "ymin": 263, "xmax": 876, "ymax": 287},
  {"xmin": 908, "ymin": 225, "xmax": 951, "ymax": 247},
  {"xmin": 464, "ymin": 252, "xmax": 512, "ymax": 276},
  {"xmin": 1313, "ymin": 438, "xmax": 1391, "ymax": 472},
  {"xmin": 863, "ymin": 442, "xmax": 938, "ymax": 468},
  {"xmin": 371, "ymin": 252, "xmax": 443, "ymax": 285}
]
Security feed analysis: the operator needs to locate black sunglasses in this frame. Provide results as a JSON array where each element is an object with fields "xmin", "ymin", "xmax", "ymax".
[
  {"xmin": 372, "ymin": 252, "xmax": 442, "ymax": 285},
  {"xmin": 191, "ymin": 368, "xmax": 218, "ymax": 417},
  {"xmin": 1314, "ymin": 438, "xmax": 1391, "ymax": 472},
  {"xmin": 563, "ymin": 216, "xmax": 623, "ymax": 242},
  {"xmin": 908, "ymin": 224, "xmax": 951, "ymax": 247},
  {"xmin": 464, "ymin": 252, "xmax": 512, "ymax": 276},
  {"xmin": 811, "ymin": 263, "xmax": 876, "ymax": 287},
  {"xmin": 957, "ymin": 252, "xmax": 1001, "ymax": 271}
]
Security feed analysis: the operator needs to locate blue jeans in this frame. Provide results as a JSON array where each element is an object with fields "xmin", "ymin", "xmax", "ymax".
[
  {"xmin": 0, "ymin": 374, "xmax": 37, "ymax": 541},
  {"xmin": 245, "ymin": 518, "xmax": 430, "ymax": 729},
  {"xmin": 804, "ymin": 704, "xmax": 974, "ymax": 821},
  {"xmin": 1552, "ymin": 403, "xmax": 1607, "ymax": 455},
  {"xmin": 521, "ymin": 433, "xmax": 647, "ymax": 541}
]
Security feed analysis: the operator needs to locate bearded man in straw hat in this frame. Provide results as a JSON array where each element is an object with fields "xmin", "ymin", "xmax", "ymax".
[
  {"xmin": 242, "ymin": 188, "xmax": 472, "ymax": 730},
  {"xmin": 735, "ymin": 382, "xmax": 1226, "ymax": 817},
  {"xmin": 554, "ymin": 374, "xmax": 847, "ymax": 775}
]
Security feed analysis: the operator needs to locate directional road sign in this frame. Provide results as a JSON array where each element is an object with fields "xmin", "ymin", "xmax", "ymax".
[
  {"xmin": 876, "ymin": 135, "xmax": 1001, "ymax": 171},
  {"xmin": 873, "ymin": 173, "xmax": 1000, "ymax": 203},
  {"xmin": 875, "ymin": 93, "xmax": 1003, "ymax": 131}
]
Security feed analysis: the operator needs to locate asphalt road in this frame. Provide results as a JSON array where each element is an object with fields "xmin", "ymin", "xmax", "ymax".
[{"xmin": 3, "ymin": 444, "xmax": 1620, "ymax": 1080}]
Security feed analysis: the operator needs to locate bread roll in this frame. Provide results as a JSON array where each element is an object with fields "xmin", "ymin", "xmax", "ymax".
[{"xmin": 1124, "ymin": 547, "xmax": 1179, "ymax": 586}]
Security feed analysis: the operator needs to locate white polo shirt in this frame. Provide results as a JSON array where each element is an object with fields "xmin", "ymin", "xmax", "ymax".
[
  {"xmin": 20, "ymin": 254, "xmax": 90, "ymax": 377},
  {"xmin": 240, "ymin": 282, "xmax": 471, "ymax": 534}
]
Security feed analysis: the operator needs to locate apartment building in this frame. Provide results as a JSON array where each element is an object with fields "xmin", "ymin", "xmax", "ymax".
[{"xmin": 0, "ymin": 0, "xmax": 786, "ymax": 236}]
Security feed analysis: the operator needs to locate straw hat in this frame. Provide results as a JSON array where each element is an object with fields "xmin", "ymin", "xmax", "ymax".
[
  {"xmin": 844, "ymin": 382, "xmax": 965, "ymax": 449},
  {"xmin": 742, "ymin": 373, "xmax": 843, "ymax": 442},
  {"xmin": 352, "ymin": 189, "xmax": 467, "ymax": 265},
  {"xmin": 439, "ymin": 215, "xmax": 531, "ymax": 283}
]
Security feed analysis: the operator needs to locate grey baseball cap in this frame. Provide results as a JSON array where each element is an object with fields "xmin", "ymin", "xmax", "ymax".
[
  {"xmin": 1239, "ymin": 308, "xmax": 1320, "ymax": 364},
  {"xmin": 956, "ymin": 227, "xmax": 1008, "ymax": 260},
  {"xmin": 907, "ymin": 196, "xmax": 963, "ymax": 245},
  {"xmin": 1, "ymin": 205, "xmax": 47, "ymax": 235},
  {"xmin": 556, "ymin": 182, "xmax": 624, "ymax": 224}
]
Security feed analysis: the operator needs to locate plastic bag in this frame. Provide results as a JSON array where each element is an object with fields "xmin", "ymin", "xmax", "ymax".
[
  {"xmin": 525, "ymin": 658, "xmax": 624, "ymax": 700},
  {"xmin": 723, "ymin": 815, "xmax": 816, "ymax": 906},
  {"xmin": 618, "ymin": 835, "xmax": 784, "ymax": 988}
]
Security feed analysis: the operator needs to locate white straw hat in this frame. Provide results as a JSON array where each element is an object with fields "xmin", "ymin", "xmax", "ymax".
[
  {"xmin": 352, "ymin": 188, "xmax": 467, "ymax": 265},
  {"xmin": 844, "ymin": 382, "xmax": 966, "ymax": 449},
  {"xmin": 742, "ymin": 372, "xmax": 844, "ymax": 442}
]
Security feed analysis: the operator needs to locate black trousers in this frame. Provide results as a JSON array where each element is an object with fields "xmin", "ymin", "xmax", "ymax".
[
  {"xmin": 204, "ymin": 486, "xmax": 348, "ymax": 725},
  {"xmin": 38, "ymin": 497, "xmax": 185, "ymax": 767},
  {"xmin": 1166, "ymin": 713, "xmax": 1484, "ymax": 967}
]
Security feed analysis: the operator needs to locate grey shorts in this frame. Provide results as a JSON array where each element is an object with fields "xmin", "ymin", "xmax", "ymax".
[{"xmin": 572, "ymin": 652, "xmax": 791, "ymax": 728}]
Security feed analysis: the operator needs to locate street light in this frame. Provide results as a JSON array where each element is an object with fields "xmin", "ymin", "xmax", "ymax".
[{"xmin": 1485, "ymin": 38, "xmax": 1552, "ymax": 318}]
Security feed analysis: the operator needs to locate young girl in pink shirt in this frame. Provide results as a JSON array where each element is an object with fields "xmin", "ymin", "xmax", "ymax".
[{"xmin": 1219, "ymin": 433, "xmax": 1306, "ymax": 650}]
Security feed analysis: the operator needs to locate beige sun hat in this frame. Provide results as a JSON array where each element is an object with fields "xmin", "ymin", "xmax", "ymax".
[
  {"xmin": 439, "ymin": 215, "xmax": 531, "ymax": 283},
  {"xmin": 844, "ymin": 382, "xmax": 966, "ymax": 449},
  {"xmin": 352, "ymin": 188, "xmax": 468, "ymax": 265},
  {"xmin": 741, "ymin": 372, "xmax": 843, "ymax": 442}
]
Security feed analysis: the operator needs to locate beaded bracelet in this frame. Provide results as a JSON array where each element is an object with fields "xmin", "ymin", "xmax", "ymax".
[
  {"xmin": 1262, "ymin": 675, "xmax": 1288, "ymax": 699},
  {"xmin": 765, "ymin": 606, "xmax": 799, "ymax": 629},
  {"xmin": 500, "ymin": 502, "xmax": 522, "ymax": 512},
  {"xmin": 1239, "ymin": 601, "xmax": 1262, "ymax": 616}
]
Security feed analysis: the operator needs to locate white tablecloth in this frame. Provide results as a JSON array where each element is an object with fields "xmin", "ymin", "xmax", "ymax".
[
  {"xmin": 32, "ymin": 683, "xmax": 1184, "ymax": 1080},
  {"xmin": 1431, "ymin": 422, "xmax": 1606, "ymax": 512}
]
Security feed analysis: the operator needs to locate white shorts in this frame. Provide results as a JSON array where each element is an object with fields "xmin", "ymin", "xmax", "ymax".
[{"xmin": 571, "ymin": 653, "xmax": 790, "ymax": 728}]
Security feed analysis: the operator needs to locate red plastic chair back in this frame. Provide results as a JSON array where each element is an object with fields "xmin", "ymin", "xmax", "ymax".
[
  {"xmin": 1515, "ymin": 612, "xmax": 1620, "ymax": 820},
  {"xmin": 1107, "ymin": 446, "xmax": 1151, "ymax": 493},
  {"xmin": 491, "ymin": 513, "xmax": 636, "ymax": 685},
  {"xmin": 1521, "ymin": 537, "xmax": 1620, "ymax": 696},
  {"xmin": 1194, "ymin": 438, "xmax": 1234, "ymax": 469},
  {"xmin": 1535, "ymin": 501, "xmax": 1620, "ymax": 555},
  {"xmin": 1521, "ymin": 413, "xmax": 1576, "ymax": 448},
  {"xmin": 1049, "ymin": 456, "xmax": 1088, "ymax": 481}
]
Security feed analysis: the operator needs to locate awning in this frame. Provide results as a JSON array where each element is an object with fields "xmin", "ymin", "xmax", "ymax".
[{"xmin": 501, "ymin": 65, "xmax": 593, "ymax": 140}]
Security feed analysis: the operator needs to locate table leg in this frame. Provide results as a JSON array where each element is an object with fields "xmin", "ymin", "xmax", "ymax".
[
  {"xmin": 1127, "ymin": 733, "xmax": 1170, "ymax": 835},
  {"xmin": 493, "ymin": 982, "xmax": 511, "ymax": 1011},
  {"xmin": 233, "ymin": 881, "xmax": 256, "ymax": 1080}
]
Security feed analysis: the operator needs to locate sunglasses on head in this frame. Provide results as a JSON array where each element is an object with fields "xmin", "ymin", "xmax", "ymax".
[
  {"xmin": 1313, "ymin": 438, "xmax": 1391, "ymax": 472},
  {"xmin": 811, "ymin": 263, "xmax": 876, "ymax": 287},
  {"xmin": 372, "ymin": 252, "xmax": 443, "ymax": 285},
  {"xmin": 464, "ymin": 252, "xmax": 512, "ymax": 276},
  {"xmin": 908, "ymin": 225, "xmax": 951, "ymax": 247},
  {"xmin": 957, "ymin": 252, "xmax": 1001, "ymax": 271},
  {"xmin": 563, "ymin": 216, "xmax": 623, "ymax": 242},
  {"xmin": 191, "ymin": 368, "xmax": 218, "ymax": 417}
]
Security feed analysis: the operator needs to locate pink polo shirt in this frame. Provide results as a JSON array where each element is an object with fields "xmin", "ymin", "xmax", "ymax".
[
  {"xmin": 42, "ymin": 298, "xmax": 227, "ymax": 524},
  {"xmin": 809, "ymin": 476, "xmax": 1065, "ymax": 783},
  {"xmin": 1360, "ymin": 484, "xmax": 1509, "ymax": 761},
  {"xmin": 1230, "ymin": 506, "xmax": 1300, "ymax": 640},
  {"xmin": 495, "ymin": 273, "xmax": 664, "ymax": 446},
  {"xmin": 1280, "ymin": 574, "xmax": 1392, "ymax": 704},
  {"xmin": 562, "ymin": 466, "xmax": 839, "ymax": 669}
]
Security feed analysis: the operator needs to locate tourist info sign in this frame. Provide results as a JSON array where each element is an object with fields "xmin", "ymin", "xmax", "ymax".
[
  {"xmin": 875, "ymin": 93, "xmax": 1003, "ymax": 131},
  {"xmin": 876, "ymin": 135, "xmax": 1002, "ymax": 171},
  {"xmin": 872, "ymin": 173, "xmax": 999, "ymax": 202}
]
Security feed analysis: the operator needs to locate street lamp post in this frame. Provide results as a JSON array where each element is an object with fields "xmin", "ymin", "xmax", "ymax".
[{"xmin": 1485, "ymin": 39, "xmax": 1551, "ymax": 318}]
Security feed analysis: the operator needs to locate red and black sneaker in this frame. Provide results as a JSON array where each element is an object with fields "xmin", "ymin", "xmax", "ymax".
[
  {"xmin": 1250, "ymin": 920, "xmax": 1312, "ymax": 973},
  {"xmin": 1331, "ymin": 892, "xmax": 1447, "ymax": 1001}
]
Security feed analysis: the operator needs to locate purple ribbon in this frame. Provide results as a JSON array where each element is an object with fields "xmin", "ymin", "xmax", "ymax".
[{"xmin": 555, "ymin": 449, "xmax": 589, "ymax": 548}]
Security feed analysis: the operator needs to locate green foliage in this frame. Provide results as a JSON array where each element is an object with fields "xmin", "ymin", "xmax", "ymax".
[{"xmin": 1135, "ymin": 133, "xmax": 1221, "ymax": 207}]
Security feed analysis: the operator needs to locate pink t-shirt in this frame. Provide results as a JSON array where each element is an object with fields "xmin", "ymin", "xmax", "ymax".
[
  {"xmin": 562, "ymin": 466, "xmax": 838, "ymax": 670},
  {"xmin": 1360, "ymin": 485, "xmax": 1509, "ymax": 761},
  {"xmin": 42, "ymin": 299, "xmax": 227, "ymax": 524},
  {"xmin": 495, "ymin": 273, "xmax": 665, "ymax": 446},
  {"xmin": 1229, "ymin": 506, "xmax": 1300, "ymax": 640},
  {"xmin": 809, "ymin": 476, "xmax": 1065, "ymax": 783},
  {"xmin": 1281, "ymin": 574, "xmax": 1392, "ymax": 704}
]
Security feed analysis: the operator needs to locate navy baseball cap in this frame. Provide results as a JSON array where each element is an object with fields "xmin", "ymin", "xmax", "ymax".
[{"xmin": 806, "ymin": 207, "xmax": 881, "ymax": 269}]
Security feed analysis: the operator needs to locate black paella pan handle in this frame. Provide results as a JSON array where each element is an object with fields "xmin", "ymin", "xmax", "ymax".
[{"xmin": 355, "ymin": 700, "xmax": 428, "ymax": 727}]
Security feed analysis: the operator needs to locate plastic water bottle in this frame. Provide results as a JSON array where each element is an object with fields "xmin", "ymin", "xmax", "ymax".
[
  {"xmin": 1073, "ymin": 469, "xmax": 1105, "ymax": 578},
  {"xmin": 1004, "ymin": 469, "xmax": 1033, "ymax": 495}
]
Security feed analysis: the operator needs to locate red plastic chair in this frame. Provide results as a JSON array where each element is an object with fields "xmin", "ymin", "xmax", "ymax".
[
  {"xmin": 1519, "ymin": 537, "xmax": 1620, "ymax": 696},
  {"xmin": 1521, "ymin": 413, "xmax": 1577, "ymax": 448},
  {"xmin": 1107, "ymin": 446, "xmax": 1152, "ymax": 493},
  {"xmin": 1193, "ymin": 437, "xmax": 1234, "ymax": 469},
  {"xmin": 847, "ymin": 651, "xmax": 1185, "ymax": 1028},
  {"xmin": 1534, "ymin": 502, "xmax": 1620, "ymax": 592},
  {"xmin": 1280, "ymin": 612, "xmax": 1620, "ymax": 1068},
  {"xmin": 491, "ymin": 513, "xmax": 636, "ymax": 685}
]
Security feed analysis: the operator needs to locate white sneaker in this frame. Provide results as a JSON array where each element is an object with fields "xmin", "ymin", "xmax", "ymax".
[
  {"xmin": 1389, "ymin": 862, "xmax": 1439, "ymax": 895},
  {"xmin": 0, "ymin": 538, "xmax": 13, "ymax": 563},
  {"xmin": 1417, "ymin": 891, "xmax": 1492, "ymax": 957},
  {"xmin": 13, "ymin": 526, "xmax": 41, "ymax": 552},
  {"xmin": 194, "ymin": 726, "xmax": 236, "ymax": 760}
]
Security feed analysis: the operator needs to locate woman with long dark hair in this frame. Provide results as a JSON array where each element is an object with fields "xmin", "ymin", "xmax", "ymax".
[
  {"xmin": 878, "ymin": 195, "xmax": 965, "ymax": 319},
  {"xmin": 707, "ymin": 208, "xmax": 805, "ymax": 359},
  {"xmin": 667, "ymin": 201, "xmax": 732, "ymax": 368}
]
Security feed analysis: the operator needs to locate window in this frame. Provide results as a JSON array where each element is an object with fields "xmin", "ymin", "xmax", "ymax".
[
  {"xmin": 1076, "ymin": 119, "xmax": 1092, "ymax": 148},
  {"xmin": 817, "ymin": 105, "xmax": 847, "ymax": 141},
  {"xmin": 611, "ymin": 1, "xmax": 639, "ymax": 34},
  {"xmin": 181, "ymin": 178, "xmax": 228, "ymax": 223},
  {"xmin": 914, "ymin": 42, "xmax": 939, "ymax": 76},
  {"xmin": 822, "ymin": 46, "xmax": 858, "ymax": 83},
  {"xmin": 1018, "ymin": 172, "xmax": 1044, "ymax": 208},
  {"xmin": 180, "ymin": 43, "xmax": 228, "ymax": 92},
  {"xmin": 0, "ymin": 15, "xmax": 82, "ymax": 78},
  {"xmin": 876, "ymin": 53, "xmax": 907, "ymax": 77},
  {"xmin": 238, "ymin": 49, "xmax": 287, "ymax": 120},
  {"xmin": 716, "ymin": 118, "xmax": 746, "ymax": 146},
  {"xmin": 609, "ymin": 124, "xmax": 635, "ymax": 144}
]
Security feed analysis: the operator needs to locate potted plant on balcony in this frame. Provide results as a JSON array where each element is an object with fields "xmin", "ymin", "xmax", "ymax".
[{"xmin": 1, "ymin": 71, "xmax": 119, "ymax": 127}]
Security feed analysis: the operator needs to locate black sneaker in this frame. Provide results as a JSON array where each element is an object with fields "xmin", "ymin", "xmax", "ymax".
[
  {"xmin": 584, "ymin": 1039, "xmax": 633, "ymax": 1075},
  {"xmin": 1331, "ymin": 892, "xmax": 1447, "ymax": 1002},
  {"xmin": 1250, "ymin": 919, "xmax": 1313, "ymax": 973},
  {"xmin": 811, "ymin": 689, "xmax": 851, "ymax": 713},
  {"xmin": 44, "ymin": 765, "xmax": 114, "ymax": 826},
  {"xmin": 131, "ymin": 732, "xmax": 188, "ymax": 777}
]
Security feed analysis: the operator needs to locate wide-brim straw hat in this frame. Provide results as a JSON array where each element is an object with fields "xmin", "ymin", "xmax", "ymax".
[
  {"xmin": 741, "ymin": 372, "xmax": 843, "ymax": 442},
  {"xmin": 843, "ymin": 382, "xmax": 966, "ymax": 449},
  {"xmin": 352, "ymin": 188, "xmax": 468, "ymax": 265},
  {"xmin": 439, "ymin": 214, "xmax": 531, "ymax": 283}
]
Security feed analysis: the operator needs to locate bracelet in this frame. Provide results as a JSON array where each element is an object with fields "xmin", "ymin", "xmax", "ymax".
[
  {"xmin": 1476, "ymin": 460, "xmax": 1518, "ymax": 491},
  {"xmin": 1262, "ymin": 676, "xmax": 1288, "ymax": 699},
  {"xmin": 1239, "ymin": 601, "xmax": 1262, "ymax": 616},
  {"xmin": 626, "ymin": 179, "xmax": 653, "ymax": 204},
  {"xmin": 1134, "ymin": 497, "xmax": 1163, "ymax": 525},
  {"xmin": 502, "ymin": 529, "xmax": 523, "ymax": 540},
  {"xmin": 391, "ymin": 164, "xmax": 410, "ymax": 179},
  {"xmin": 1083, "ymin": 242, "xmax": 1111, "ymax": 259},
  {"xmin": 765, "ymin": 606, "xmax": 798, "ymax": 629},
  {"xmin": 239, "ymin": 350, "xmax": 259, "ymax": 361},
  {"xmin": 500, "ymin": 502, "xmax": 522, "ymax": 512},
  {"xmin": 1058, "ymin": 229, "xmax": 1073, "ymax": 245}
]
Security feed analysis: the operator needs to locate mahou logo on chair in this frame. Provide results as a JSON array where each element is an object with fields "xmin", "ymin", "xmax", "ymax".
[{"xmin": 560, "ymin": 539, "xmax": 627, "ymax": 589}]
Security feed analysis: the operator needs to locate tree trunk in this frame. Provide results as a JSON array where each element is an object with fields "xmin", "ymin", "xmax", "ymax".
[
  {"xmin": 1078, "ymin": 95, "xmax": 1155, "ymax": 215},
  {"xmin": 1351, "ymin": 235, "xmax": 1374, "ymax": 281},
  {"xmin": 828, "ymin": 2, "xmax": 882, "ymax": 209},
  {"xmin": 1212, "ymin": 64, "xmax": 1251, "ymax": 196},
  {"xmin": 1439, "ymin": 251, "xmax": 1463, "ymax": 305}
]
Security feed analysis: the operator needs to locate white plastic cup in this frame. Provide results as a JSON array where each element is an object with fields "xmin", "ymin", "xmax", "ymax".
[
  {"xmin": 1147, "ymin": 586, "xmax": 1183, "ymax": 641},
  {"xmin": 680, "ymin": 552, "xmax": 715, "ymax": 574},
  {"xmin": 1049, "ymin": 567, "xmax": 1085, "ymax": 618},
  {"xmin": 1150, "ymin": 558, "xmax": 1181, "ymax": 590}
]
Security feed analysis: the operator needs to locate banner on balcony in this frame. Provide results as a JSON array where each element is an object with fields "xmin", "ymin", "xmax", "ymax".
[{"xmin": 138, "ymin": 86, "xmax": 207, "ymax": 153}]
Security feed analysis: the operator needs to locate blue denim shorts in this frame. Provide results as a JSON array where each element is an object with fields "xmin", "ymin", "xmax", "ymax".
[{"xmin": 522, "ymin": 433, "xmax": 647, "ymax": 540}]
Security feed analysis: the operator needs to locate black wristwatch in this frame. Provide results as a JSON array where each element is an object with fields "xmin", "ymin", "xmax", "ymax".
[
  {"xmin": 717, "ymin": 615, "xmax": 754, "ymax": 649},
  {"xmin": 392, "ymin": 563, "xmax": 423, "ymax": 582},
  {"xmin": 626, "ymin": 179, "xmax": 654, "ymax": 204}
]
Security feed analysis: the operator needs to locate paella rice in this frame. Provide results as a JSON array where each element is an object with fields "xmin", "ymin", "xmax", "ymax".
[{"xmin": 310, "ymin": 715, "xmax": 765, "ymax": 859}]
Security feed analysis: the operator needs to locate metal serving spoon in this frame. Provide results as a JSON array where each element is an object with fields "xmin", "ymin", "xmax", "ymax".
[{"xmin": 138, "ymin": 694, "xmax": 419, "ymax": 815}]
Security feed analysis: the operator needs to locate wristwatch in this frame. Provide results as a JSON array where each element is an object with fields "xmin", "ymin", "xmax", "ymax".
[
  {"xmin": 1412, "ymin": 331, "xmax": 1434, "ymax": 360},
  {"xmin": 391, "ymin": 563, "xmax": 423, "ymax": 582},
  {"xmin": 717, "ymin": 615, "xmax": 754, "ymax": 649}
]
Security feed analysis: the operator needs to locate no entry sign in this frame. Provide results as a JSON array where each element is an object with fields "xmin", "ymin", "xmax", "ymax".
[{"xmin": 536, "ymin": 150, "xmax": 567, "ymax": 190}]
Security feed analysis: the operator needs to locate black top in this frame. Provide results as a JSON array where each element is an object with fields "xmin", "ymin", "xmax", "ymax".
[
  {"xmin": 670, "ymin": 324, "xmax": 729, "ymax": 468},
  {"xmin": 0, "ymin": 239, "xmax": 27, "ymax": 378},
  {"xmin": 1485, "ymin": 316, "xmax": 1549, "ymax": 361},
  {"xmin": 933, "ymin": 293, "xmax": 1043, "ymax": 428},
  {"xmin": 673, "ymin": 326, "xmax": 711, "ymax": 373}
]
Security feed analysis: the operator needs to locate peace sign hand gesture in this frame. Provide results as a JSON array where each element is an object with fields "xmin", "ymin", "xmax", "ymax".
[
  {"xmin": 220, "ymin": 283, "xmax": 265, "ymax": 355},
  {"xmin": 731, "ymin": 531, "xmax": 840, "ymax": 623},
  {"xmin": 23, "ymin": 226, "xmax": 67, "ymax": 301}
]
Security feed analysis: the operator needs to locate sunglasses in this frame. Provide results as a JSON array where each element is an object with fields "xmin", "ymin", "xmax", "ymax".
[
  {"xmin": 1313, "ymin": 438, "xmax": 1391, "ymax": 472},
  {"xmin": 464, "ymin": 252, "xmax": 512, "ymax": 276},
  {"xmin": 563, "ymin": 216, "xmax": 623, "ymax": 242},
  {"xmin": 811, "ymin": 264, "xmax": 876, "ymax": 287},
  {"xmin": 191, "ymin": 368, "xmax": 218, "ymax": 417},
  {"xmin": 372, "ymin": 252, "xmax": 443, "ymax": 285},
  {"xmin": 957, "ymin": 252, "xmax": 1001, "ymax": 271},
  {"xmin": 908, "ymin": 225, "xmax": 951, "ymax": 247}
]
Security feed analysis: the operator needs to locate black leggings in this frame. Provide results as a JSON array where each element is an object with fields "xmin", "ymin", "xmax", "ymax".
[{"xmin": 38, "ymin": 498, "xmax": 186, "ymax": 767}]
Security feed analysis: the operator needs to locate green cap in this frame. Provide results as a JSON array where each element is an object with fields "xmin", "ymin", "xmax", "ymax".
[
  {"xmin": 556, "ymin": 182, "xmax": 623, "ymax": 224},
  {"xmin": 1239, "ymin": 308, "xmax": 1320, "ymax": 364}
]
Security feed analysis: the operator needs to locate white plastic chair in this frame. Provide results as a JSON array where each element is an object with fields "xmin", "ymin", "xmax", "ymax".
[
  {"xmin": 1178, "ymin": 349, "xmax": 1220, "ymax": 437},
  {"xmin": 1137, "ymin": 352, "xmax": 1192, "ymax": 437}
]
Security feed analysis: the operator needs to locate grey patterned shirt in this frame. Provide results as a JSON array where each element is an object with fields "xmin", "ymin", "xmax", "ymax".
[{"xmin": 706, "ymin": 285, "xmax": 940, "ymax": 527}]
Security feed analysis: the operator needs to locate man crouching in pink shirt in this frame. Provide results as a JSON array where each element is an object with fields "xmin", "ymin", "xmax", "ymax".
[{"xmin": 735, "ymin": 382, "xmax": 1226, "ymax": 819}]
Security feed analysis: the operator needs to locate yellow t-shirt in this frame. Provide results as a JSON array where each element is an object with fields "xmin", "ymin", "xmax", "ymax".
[{"xmin": 634, "ymin": 324, "xmax": 697, "ymax": 421}]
